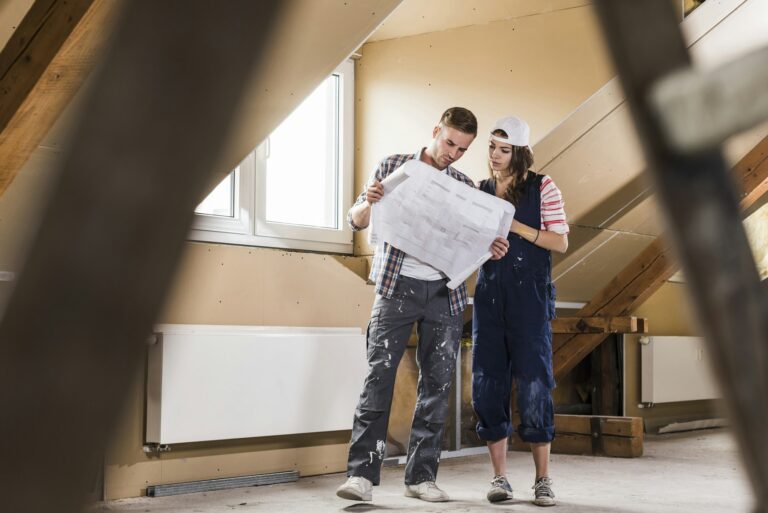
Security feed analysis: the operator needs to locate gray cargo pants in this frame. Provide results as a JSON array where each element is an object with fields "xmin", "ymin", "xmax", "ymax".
[{"xmin": 346, "ymin": 275, "xmax": 462, "ymax": 485}]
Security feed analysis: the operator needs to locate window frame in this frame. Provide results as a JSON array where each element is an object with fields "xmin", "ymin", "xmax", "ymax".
[{"xmin": 188, "ymin": 59, "xmax": 355, "ymax": 254}]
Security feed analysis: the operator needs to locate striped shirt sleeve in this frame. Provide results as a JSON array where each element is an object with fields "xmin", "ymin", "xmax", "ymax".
[{"xmin": 540, "ymin": 175, "xmax": 569, "ymax": 234}]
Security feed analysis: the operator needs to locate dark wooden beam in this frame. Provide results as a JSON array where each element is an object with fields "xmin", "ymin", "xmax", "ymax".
[
  {"xmin": 551, "ymin": 316, "xmax": 648, "ymax": 334},
  {"xmin": 737, "ymin": 137, "xmax": 768, "ymax": 210},
  {"xmin": 592, "ymin": 336, "xmax": 621, "ymax": 416},
  {"xmin": 0, "ymin": 0, "xmax": 111, "ymax": 198},
  {"xmin": 0, "ymin": 2, "xmax": 283, "ymax": 513},
  {"xmin": 593, "ymin": 0, "xmax": 768, "ymax": 509}
]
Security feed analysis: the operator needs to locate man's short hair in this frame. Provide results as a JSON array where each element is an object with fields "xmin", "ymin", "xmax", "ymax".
[{"xmin": 440, "ymin": 107, "xmax": 478, "ymax": 136}]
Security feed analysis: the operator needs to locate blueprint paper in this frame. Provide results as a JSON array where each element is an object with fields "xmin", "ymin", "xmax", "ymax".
[{"xmin": 369, "ymin": 160, "xmax": 515, "ymax": 289}]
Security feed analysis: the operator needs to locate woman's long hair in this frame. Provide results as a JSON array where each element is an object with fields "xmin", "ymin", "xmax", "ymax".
[{"xmin": 490, "ymin": 128, "xmax": 534, "ymax": 207}]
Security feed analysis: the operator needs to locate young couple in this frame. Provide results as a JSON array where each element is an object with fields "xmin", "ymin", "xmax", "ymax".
[{"xmin": 337, "ymin": 107, "xmax": 569, "ymax": 506}]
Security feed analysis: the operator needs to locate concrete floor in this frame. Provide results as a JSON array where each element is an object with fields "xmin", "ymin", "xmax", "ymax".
[{"xmin": 96, "ymin": 428, "xmax": 753, "ymax": 513}]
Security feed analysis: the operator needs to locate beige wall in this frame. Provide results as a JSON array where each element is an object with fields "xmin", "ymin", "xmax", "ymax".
[
  {"xmin": 354, "ymin": 3, "xmax": 614, "ymax": 255},
  {"xmin": 104, "ymin": 243, "xmax": 374, "ymax": 500}
]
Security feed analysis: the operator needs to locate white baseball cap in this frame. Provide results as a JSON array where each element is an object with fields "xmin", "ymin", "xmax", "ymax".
[{"xmin": 490, "ymin": 116, "xmax": 530, "ymax": 147}]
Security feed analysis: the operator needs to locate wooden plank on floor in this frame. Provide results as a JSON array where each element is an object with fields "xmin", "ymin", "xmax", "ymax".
[
  {"xmin": 509, "ymin": 414, "xmax": 643, "ymax": 457},
  {"xmin": 554, "ymin": 414, "xmax": 642, "ymax": 438},
  {"xmin": 511, "ymin": 432, "xmax": 643, "ymax": 458}
]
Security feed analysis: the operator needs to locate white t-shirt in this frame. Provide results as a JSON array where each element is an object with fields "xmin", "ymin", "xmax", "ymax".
[{"xmin": 399, "ymin": 254, "xmax": 445, "ymax": 281}]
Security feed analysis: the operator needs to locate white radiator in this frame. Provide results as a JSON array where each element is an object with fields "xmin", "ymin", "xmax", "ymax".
[
  {"xmin": 146, "ymin": 325, "xmax": 367, "ymax": 444},
  {"xmin": 640, "ymin": 336, "xmax": 721, "ymax": 404}
]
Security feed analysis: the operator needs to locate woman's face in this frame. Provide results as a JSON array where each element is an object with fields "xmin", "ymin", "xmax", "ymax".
[{"xmin": 488, "ymin": 138, "xmax": 513, "ymax": 172}]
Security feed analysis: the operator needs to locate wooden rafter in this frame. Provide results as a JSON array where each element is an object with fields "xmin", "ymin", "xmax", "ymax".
[
  {"xmin": 0, "ymin": 0, "xmax": 112, "ymax": 197},
  {"xmin": 553, "ymin": 132, "xmax": 768, "ymax": 380}
]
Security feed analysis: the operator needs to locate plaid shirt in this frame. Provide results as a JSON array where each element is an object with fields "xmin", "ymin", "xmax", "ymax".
[{"xmin": 347, "ymin": 149, "xmax": 476, "ymax": 316}]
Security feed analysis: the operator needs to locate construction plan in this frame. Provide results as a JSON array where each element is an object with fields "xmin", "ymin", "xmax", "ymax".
[{"xmin": 369, "ymin": 159, "xmax": 515, "ymax": 289}]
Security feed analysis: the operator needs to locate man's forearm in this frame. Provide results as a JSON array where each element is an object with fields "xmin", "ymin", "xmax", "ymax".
[{"xmin": 350, "ymin": 201, "xmax": 372, "ymax": 230}]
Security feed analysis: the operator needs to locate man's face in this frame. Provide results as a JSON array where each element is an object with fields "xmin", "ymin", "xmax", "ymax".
[{"xmin": 429, "ymin": 124, "xmax": 476, "ymax": 169}]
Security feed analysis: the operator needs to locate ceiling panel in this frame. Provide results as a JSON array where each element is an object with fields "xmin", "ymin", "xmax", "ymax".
[
  {"xmin": 542, "ymin": 103, "xmax": 647, "ymax": 226},
  {"xmin": 605, "ymin": 194, "xmax": 664, "ymax": 237},
  {"xmin": 552, "ymin": 230, "xmax": 655, "ymax": 302},
  {"xmin": 367, "ymin": 0, "xmax": 591, "ymax": 42}
]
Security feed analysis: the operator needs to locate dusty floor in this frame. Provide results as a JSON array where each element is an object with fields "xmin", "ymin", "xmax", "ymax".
[{"xmin": 96, "ymin": 428, "xmax": 752, "ymax": 513}]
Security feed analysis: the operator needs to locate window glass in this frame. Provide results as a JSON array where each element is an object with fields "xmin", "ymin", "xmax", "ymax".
[
  {"xmin": 265, "ymin": 75, "xmax": 339, "ymax": 229},
  {"xmin": 195, "ymin": 171, "xmax": 235, "ymax": 218}
]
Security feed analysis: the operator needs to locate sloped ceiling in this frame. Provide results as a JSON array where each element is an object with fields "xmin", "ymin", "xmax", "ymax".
[
  {"xmin": 368, "ymin": 0, "xmax": 591, "ymax": 42},
  {"xmin": 531, "ymin": 0, "xmax": 768, "ymax": 301}
]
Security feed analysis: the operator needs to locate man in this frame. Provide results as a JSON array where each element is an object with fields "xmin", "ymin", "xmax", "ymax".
[{"xmin": 336, "ymin": 107, "xmax": 509, "ymax": 503}]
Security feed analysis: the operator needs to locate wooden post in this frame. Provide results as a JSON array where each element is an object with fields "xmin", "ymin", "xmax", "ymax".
[
  {"xmin": 0, "ymin": 2, "xmax": 283, "ymax": 513},
  {"xmin": 590, "ymin": 335, "xmax": 620, "ymax": 416},
  {"xmin": 593, "ymin": 0, "xmax": 768, "ymax": 509}
]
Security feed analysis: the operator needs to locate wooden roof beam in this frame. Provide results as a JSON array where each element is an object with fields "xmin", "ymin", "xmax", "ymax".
[
  {"xmin": 553, "ymin": 133, "xmax": 768, "ymax": 380},
  {"xmin": 0, "ymin": 0, "xmax": 112, "ymax": 198}
]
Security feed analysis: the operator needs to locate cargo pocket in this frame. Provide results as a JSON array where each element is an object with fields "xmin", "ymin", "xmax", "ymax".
[{"xmin": 365, "ymin": 311, "xmax": 380, "ymax": 359}]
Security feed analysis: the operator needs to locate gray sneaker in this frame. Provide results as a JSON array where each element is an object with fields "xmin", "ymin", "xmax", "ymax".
[
  {"xmin": 487, "ymin": 474, "xmax": 514, "ymax": 503},
  {"xmin": 336, "ymin": 476, "xmax": 373, "ymax": 501},
  {"xmin": 533, "ymin": 476, "xmax": 555, "ymax": 507},
  {"xmin": 404, "ymin": 481, "xmax": 450, "ymax": 502}
]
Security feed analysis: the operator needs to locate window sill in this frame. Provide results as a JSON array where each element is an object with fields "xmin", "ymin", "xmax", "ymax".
[{"xmin": 187, "ymin": 229, "xmax": 353, "ymax": 255}]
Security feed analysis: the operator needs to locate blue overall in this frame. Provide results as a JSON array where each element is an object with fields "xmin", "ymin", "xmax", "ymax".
[{"xmin": 472, "ymin": 173, "xmax": 557, "ymax": 443}]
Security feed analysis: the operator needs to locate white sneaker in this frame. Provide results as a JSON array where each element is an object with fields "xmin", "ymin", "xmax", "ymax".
[
  {"xmin": 336, "ymin": 476, "xmax": 373, "ymax": 501},
  {"xmin": 404, "ymin": 481, "xmax": 450, "ymax": 502}
]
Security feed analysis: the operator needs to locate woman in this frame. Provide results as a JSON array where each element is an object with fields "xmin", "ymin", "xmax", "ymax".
[{"xmin": 472, "ymin": 116, "xmax": 568, "ymax": 507}]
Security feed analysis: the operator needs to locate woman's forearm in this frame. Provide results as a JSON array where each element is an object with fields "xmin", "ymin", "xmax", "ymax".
[{"xmin": 510, "ymin": 219, "xmax": 568, "ymax": 253}]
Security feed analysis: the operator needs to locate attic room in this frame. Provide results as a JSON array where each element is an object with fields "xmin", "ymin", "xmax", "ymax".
[{"xmin": 0, "ymin": 0, "xmax": 767, "ymax": 512}]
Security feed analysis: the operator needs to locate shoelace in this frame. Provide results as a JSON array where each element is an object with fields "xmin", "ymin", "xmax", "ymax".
[
  {"xmin": 533, "ymin": 477, "xmax": 554, "ymax": 498},
  {"xmin": 491, "ymin": 475, "xmax": 509, "ymax": 488}
]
